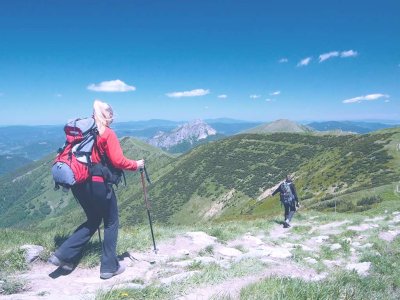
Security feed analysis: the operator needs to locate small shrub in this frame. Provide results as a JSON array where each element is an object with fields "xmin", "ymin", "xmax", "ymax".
[
  {"xmin": 131, "ymin": 278, "xmax": 145, "ymax": 285},
  {"xmin": 0, "ymin": 249, "xmax": 28, "ymax": 273},
  {"xmin": 208, "ymin": 228, "xmax": 229, "ymax": 242},
  {"xmin": 187, "ymin": 260, "xmax": 203, "ymax": 271},
  {"xmin": 353, "ymin": 205, "xmax": 371, "ymax": 213},
  {"xmin": 233, "ymin": 245, "xmax": 246, "ymax": 253},
  {"xmin": 199, "ymin": 245, "xmax": 214, "ymax": 256},
  {"xmin": 320, "ymin": 245, "xmax": 336, "ymax": 260},
  {"xmin": 356, "ymin": 195, "xmax": 382, "ymax": 207},
  {"xmin": 0, "ymin": 275, "xmax": 27, "ymax": 295},
  {"xmin": 336, "ymin": 201, "xmax": 355, "ymax": 213}
]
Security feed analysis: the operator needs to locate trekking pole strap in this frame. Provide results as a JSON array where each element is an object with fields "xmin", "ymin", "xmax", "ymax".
[{"xmin": 140, "ymin": 165, "xmax": 151, "ymax": 184}]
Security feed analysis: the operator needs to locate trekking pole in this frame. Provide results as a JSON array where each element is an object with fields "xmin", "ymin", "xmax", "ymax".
[{"xmin": 140, "ymin": 165, "xmax": 158, "ymax": 254}]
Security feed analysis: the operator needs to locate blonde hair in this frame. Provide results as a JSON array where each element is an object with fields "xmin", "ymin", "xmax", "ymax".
[{"xmin": 93, "ymin": 99, "xmax": 114, "ymax": 127}]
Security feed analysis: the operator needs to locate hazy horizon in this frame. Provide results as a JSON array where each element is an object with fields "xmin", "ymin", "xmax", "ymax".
[{"xmin": 0, "ymin": 118, "xmax": 399, "ymax": 128}]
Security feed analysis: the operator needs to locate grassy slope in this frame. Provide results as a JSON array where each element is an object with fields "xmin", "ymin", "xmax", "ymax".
[
  {"xmin": 148, "ymin": 130, "xmax": 397, "ymax": 224},
  {"xmin": 1, "ymin": 128, "xmax": 398, "ymax": 229}
]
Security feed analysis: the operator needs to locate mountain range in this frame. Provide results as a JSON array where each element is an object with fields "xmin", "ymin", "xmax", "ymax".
[
  {"xmin": 307, "ymin": 121, "xmax": 395, "ymax": 134},
  {"xmin": 0, "ymin": 119, "xmax": 398, "ymax": 176}
]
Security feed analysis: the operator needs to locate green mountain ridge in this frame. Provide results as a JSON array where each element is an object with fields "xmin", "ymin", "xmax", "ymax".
[
  {"xmin": 148, "ymin": 129, "xmax": 397, "ymax": 224},
  {"xmin": 243, "ymin": 119, "xmax": 314, "ymax": 134},
  {"xmin": 0, "ymin": 128, "xmax": 398, "ymax": 229}
]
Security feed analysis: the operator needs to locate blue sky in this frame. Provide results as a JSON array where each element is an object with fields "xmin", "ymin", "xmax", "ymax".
[{"xmin": 0, "ymin": 0, "xmax": 399, "ymax": 125}]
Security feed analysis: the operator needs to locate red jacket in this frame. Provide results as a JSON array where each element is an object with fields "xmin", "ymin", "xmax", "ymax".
[{"xmin": 91, "ymin": 127, "xmax": 138, "ymax": 182}]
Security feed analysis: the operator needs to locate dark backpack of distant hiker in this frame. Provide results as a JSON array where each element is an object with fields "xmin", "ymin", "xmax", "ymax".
[
  {"xmin": 281, "ymin": 181, "xmax": 294, "ymax": 204},
  {"xmin": 51, "ymin": 118, "xmax": 98, "ymax": 191}
]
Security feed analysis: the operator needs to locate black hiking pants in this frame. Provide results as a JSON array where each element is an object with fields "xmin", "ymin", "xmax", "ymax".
[
  {"xmin": 55, "ymin": 181, "xmax": 120, "ymax": 273},
  {"xmin": 283, "ymin": 201, "xmax": 296, "ymax": 223}
]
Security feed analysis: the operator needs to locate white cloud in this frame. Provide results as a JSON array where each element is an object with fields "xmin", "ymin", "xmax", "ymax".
[
  {"xmin": 218, "ymin": 94, "xmax": 228, "ymax": 99},
  {"xmin": 341, "ymin": 50, "xmax": 358, "ymax": 58},
  {"xmin": 270, "ymin": 91, "xmax": 281, "ymax": 96},
  {"xmin": 342, "ymin": 93, "xmax": 389, "ymax": 104},
  {"xmin": 319, "ymin": 51, "xmax": 339, "ymax": 62},
  {"xmin": 166, "ymin": 88, "xmax": 210, "ymax": 98},
  {"xmin": 87, "ymin": 79, "xmax": 136, "ymax": 92},
  {"xmin": 385, "ymin": 99, "xmax": 390, "ymax": 103},
  {"xmin": 265, "ymin": 98, "xmax": 272, "ymax": 102},
  {"xmin": 297, "ymin": 57, "xmax": 312, "ymax": 67},
  {"xmin": 250, "ymin": 94, "xmax": 261, "ymax": 99},
  {"xmin": 55, "ymin": 93, "xmax": 62, "ymax": 98},
  {"xmin": 279, "ymin": 58, "xmax": 288, "ymax": 63}
]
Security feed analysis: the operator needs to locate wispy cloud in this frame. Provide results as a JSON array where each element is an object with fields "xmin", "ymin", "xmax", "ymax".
[
  {"xmin": 250, "ymin": 94, "xmax": 261, "ymax": 99},
  {"xmin": 343, "ymin": 93, "xmax": 389, "ymax": 104},
  {"xmin": 297, "ymin": 57, "xmax": 312, "ymax": 67},
  {"xmin": 340, "ymin": 50, "xmax": 358, "ymax": 58},
  {"xmin": 55, "ymin": 93, "xmax": 62, "ymax": 98},
  {"xmin": 319, "ymin": 51, "xmax": 339, "ymax": 62},
  {"xmin": 87, "ymin": 79, "xmax": 136, "ymax": 92},
  {"xmin": 166, "ymin": 88, "xmax": 210, "ymax": 98},
  {"xmin": 218, "ymin": 94, "xmax": 228, "ymax": 99},
  {"xmin": 279, "ymin": 58, "xmax": 288, "ymax": 63},
  {"xmin": 270, "ymin": 91, "xmax": 281, "ymax": 96},
  {"xmin": 265, "ymin": 98, "xmax": 274, "ymax": 102}
]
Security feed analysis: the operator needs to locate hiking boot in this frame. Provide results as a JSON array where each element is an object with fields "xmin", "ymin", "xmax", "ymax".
[
  {"xmin": 283, "ymin": 221, "xmax": 291, "ymax": 228},
  {"xmin": 100, "ymin": 264, "xmax": 125, "ymax": 280},
  {"xmin": 48, "ymin": 254, "xmax": 74, "ymax": 272}
]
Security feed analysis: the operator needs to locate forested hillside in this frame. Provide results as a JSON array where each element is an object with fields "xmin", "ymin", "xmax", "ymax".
[
  {"xmin": 146, "ymin": 129, "xmax": 398, "ymax": 224},
  {"xmin": 0, "ymin": 129, "xmax": 398, "ymax": 229}
]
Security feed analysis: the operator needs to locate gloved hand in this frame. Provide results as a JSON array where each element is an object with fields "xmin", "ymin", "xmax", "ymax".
[
  {"xmin": 296, "ymin": 202, "xmax": 300, "ymax": 208},
  {"xmin": 136, "ymin": 159, "xmax": 145, "ymax": 169}
]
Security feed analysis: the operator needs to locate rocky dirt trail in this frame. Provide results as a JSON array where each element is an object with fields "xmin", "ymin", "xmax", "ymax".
[{"xmin": 3, "ymin": 211, "xmax": 400, "ymax": 300}]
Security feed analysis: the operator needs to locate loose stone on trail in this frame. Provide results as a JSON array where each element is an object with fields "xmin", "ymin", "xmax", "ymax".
[{"xmin": 20, "ymin": 245, "xmax": 45, "ymax": 263}]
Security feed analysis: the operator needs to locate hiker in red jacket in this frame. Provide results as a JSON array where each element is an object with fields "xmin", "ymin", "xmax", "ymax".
[{"xmin": 49, "ymin": 100, "xmax": 144, "ymax": 279}]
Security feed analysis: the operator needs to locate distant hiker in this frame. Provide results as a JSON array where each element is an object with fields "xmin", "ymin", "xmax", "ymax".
[
  {"xmin": 272, "ymin": 175, "xmax": 299, "ymax": 228},
  {"xmin": 49, "ymin": 99, "xmax": 144, "ymax": 279}
]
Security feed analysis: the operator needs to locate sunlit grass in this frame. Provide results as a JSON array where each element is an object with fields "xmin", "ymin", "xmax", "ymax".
[{"xmin": 2, "ymin": 197, "xmax": 400, "ymax": 298}]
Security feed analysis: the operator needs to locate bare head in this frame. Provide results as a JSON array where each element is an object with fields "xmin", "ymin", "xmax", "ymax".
[{"xmin": 93, "ymin": 99, "xmax": 114, "ymax": 127}]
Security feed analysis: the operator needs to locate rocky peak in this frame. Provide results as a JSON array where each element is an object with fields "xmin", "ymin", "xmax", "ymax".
[{"xmin": 148, "ymin": 119, "xmax": 217, "ymax": 149}]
